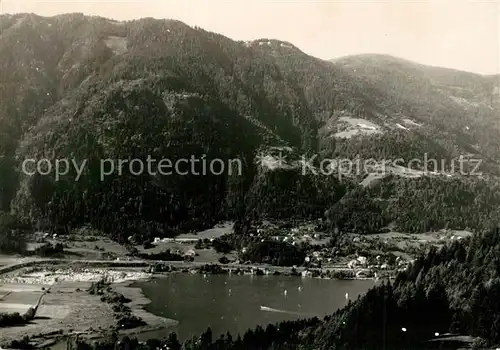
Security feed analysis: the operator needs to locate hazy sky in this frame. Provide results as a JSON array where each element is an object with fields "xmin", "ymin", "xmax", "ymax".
[{"xmin": 2, "ymin": 0, "xmax": 499, "ymax": 74}]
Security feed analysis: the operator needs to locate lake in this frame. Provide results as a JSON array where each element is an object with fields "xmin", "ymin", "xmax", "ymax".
[{"xmin": 134, "ymin": 273, "xmax": 375, "ymax": 342}]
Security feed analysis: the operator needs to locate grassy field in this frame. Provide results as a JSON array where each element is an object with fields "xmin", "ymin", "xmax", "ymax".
[
  {"xmin": 26, "ymin": 222, "xmax": 235, "ymax": 263},
  {"xmin": 350, "ymin": 229, "xmax": 473, "ymax": 260},
  {"xmin": 0, "ymin": 255, "xmax": 26, "ymax": 268},
  {"xmin": 0, "ymin": 281, "xmax": 115, "ymax": 345},
  {"xmin": 137, "ymin": 222, "xmax": 235, "ymax": 262}
]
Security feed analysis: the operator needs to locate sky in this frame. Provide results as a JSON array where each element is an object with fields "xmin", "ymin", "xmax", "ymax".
[{"xmin": 2, "ymin": 0, "xmax": 499, "ymax": 75}]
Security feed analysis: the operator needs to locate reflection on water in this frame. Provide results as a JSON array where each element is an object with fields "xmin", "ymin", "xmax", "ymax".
[{"xmin": 133, "ymin": 273, "xmax": 374, "ymax": 342}]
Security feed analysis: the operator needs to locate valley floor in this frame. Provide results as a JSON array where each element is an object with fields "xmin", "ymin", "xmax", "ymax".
[
  {"xmin": 0, "ymin": 224, "xmax": 472, "ymax": 347},
  {"xmin": 0, "ymin": 267, "xmax": 175, "ymax": 348}
]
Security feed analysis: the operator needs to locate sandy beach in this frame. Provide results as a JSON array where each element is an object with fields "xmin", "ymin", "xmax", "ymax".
[
  {"xmin": 0, "ymin": 265, "xmax": 171, "ymax": 348},
  {"xmin": 0, "ymin": 268, "xmax": 151, "ymax": 285}
]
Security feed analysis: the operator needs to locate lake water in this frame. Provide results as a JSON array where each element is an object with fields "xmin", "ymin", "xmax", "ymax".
[{"xmin": 134, "ymin": 273, "xmax": 374, "ymax": 342}]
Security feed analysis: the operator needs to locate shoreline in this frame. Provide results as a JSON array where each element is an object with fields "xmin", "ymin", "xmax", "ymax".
[
  {"xmin": 0, "ymin": 257, "xmax": 394, "ymax": 282},
  {"xmin": 114, "ymin": 279, "xmax": 179, "ymax": 331},
  {"xmin": 0, "ymin": 259, "xmax": 392, "ymax": 347},
  {"xmin": 0, "ymin": 271, "xmax": 175, "ymax": 348}
]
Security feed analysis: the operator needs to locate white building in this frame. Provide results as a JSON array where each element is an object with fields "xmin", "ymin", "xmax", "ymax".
[{"xmin": 357, "ymin": 256, "xmax": 367, "ymax": 266}]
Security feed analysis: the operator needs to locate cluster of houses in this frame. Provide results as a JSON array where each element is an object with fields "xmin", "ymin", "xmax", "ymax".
[
  {"xmin": 346, "ymin": 255, "xmax": 411, "ymax": 272},
  {"xmin": 151, "ymin": 237, "xmax": 206, "ymax": 244},
  {"xmin": 35, "ymin": 231, "xmax": 58, "ymax": 240},
  {"xmin": 255, "ymin": 224, "xmax": 326, "ymax": 246}
]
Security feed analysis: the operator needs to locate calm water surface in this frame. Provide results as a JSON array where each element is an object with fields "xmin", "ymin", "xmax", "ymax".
[{"xmin": 134, "ymin": 273, "xmax": 374, "ymax": 342}]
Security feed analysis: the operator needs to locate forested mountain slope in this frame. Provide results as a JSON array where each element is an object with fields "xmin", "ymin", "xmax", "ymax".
[
  {"xmin": 327, "ymin": 175, "xmax": 500, "ymax": 234},
  {"xmin": 1, "ymin": 13, "xmax": 499, "ymax": 239},
  {"xmin": 331, "ymin": 54, "xmax": 500, "ymax": 163}
]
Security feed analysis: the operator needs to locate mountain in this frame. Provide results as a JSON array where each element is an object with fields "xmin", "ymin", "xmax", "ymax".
[
  {"xmin": 1, "ymin": 13, "xmax": 499, "ymax": 239},
  {"xmin": 329, "ymin": 54, "xmax": 500, "ymax": 164}
]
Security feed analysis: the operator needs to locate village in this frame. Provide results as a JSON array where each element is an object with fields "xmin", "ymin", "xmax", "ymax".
[
  {"xmin": 8, "ymin": 220, "xmax": 472, "ymax": 285},
  {"xmin": 137, "ymin": 220, "xmax": 469, "ymax": 280}
]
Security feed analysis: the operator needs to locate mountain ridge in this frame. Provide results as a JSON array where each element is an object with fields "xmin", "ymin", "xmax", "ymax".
[
  {"xmin": 331, "ymin": 53, "xmax": 500, "ymax": 77},
  {"xmin": 0, "ymin": 13, "xmax": 499, "ymax": 239},
  {"xmin": 4, "ymin": 12, "xmax": 497, "ymax": 76}
]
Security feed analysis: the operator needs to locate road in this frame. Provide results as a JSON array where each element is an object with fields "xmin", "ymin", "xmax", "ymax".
[{"xmin": 0, "ymin": 257, "xmax": 365, "ymax": 276}]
